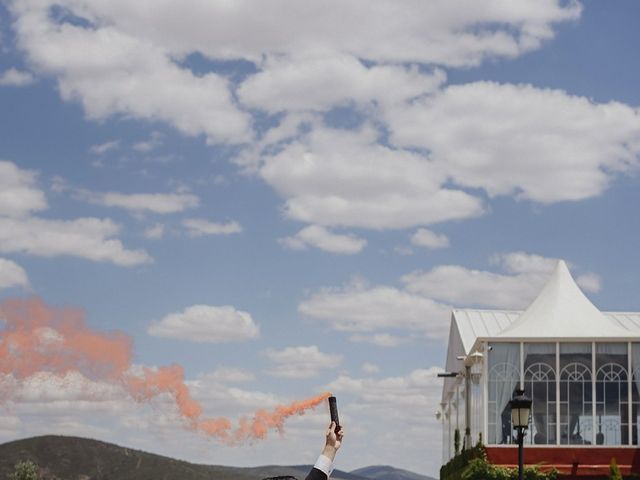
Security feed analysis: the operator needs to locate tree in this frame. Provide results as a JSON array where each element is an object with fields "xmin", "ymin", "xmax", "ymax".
[{"xmin": 9, "ymin": 460, "xmax": 40, "ymax": 480}]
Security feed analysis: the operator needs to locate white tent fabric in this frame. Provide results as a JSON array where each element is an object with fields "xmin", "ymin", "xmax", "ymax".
[
  {"xmin": 495, "ymin": 260, "xmax": 633, "ymax": 340},
  {"xmin": 442, "ymin": 260, "xmax": 640, "ymax": 402}
]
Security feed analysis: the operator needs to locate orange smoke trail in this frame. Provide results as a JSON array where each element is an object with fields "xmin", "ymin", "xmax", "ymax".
[
  {"xmin": 0, "ymin": 297, "xmax": 328, "ymax": 442},
  {"xmin": 232, "ymin": 391, "xmax": 331, "ymax": 443}
]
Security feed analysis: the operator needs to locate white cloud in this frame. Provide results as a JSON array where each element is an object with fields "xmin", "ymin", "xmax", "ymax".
[
  {"xmin": 182, "ymin": 219, "xmax": 242, "ymax": 237},
  {"xmin": 491, "ymin": 251, "xmax": 558, "ymax": 274},
  {"xmin": 89, "ymin": 140, "xmax": 120, "ymax": 155},
  {"xmin": 576, "ymin": 272, "xmax": 602, "ymax": 293},
  {"xmin": 387, "ymin": 82, "xmax": 640, "ymax": 203},
  {"xmin": 403, "ymin": 264, "xmax": 543, "ymax": 309},
  {"xmin": 144, "ymin": 223, "xmax": 165, "ymax": 239},
  {"xmin": 260, "ymin": 126, "xmax": 484, "ymax": 229},
  {"xmin": 349, "ymin": 333, "xmax": 414, "ymax": 348},
  {"xmin": 15, "ymin": 371, "xmax": 123, "ymax": 404},
  {"xmin": 361, "ymin": 363, "xmax": 380, "ymax": 374},
  {"xmin": 0, "ymin": 68, "xmax": 35, "ymax": 87},
  {"xmin": 11, "ymin": 2, "xmax": 251, "ymax": 144},
  {"xmin": 280, "ymin": 225, "xmax": 366, "ymax": 254},
  {"xmin": 0, "ymin": 161, "xmax": 152, "ymax": 266},
  {"xmin": 239, "ymin": 55, "xmax": 445, "ymax": 113},
  {"xmin": 133, "ymin": 131, "xmax": 163, "ymax": 152},
  {"xmin": 36, "ymin": 0, "xmax": 580, "ymax": 67},
  {"xmin": 402, "ymin": 252, "xmax": 600, "ymax": 309},
  {"xmin": 410, "ymin": 228, "xmax": 449, "ymax": 249},
  {"xmin": 394, "ymin": 246, "xmax": 415, "ymax": 256},
  {"xmin": 323, "ymin": 367, "xmax": 444, "ymax": 472},
  {"xmin": 148, "ymin": 305, "xmax": 260, "ymax": 343},
  {"xmin": 326, "ymin": 367, "xmax": 442, "ymax": 406},
  {"xmin": 196, "ymin": 367, "xmax": 256, "ymax": 385},
  {"xmin": 0, "ymin": 216, "xmax": 151, "ymax": 266},
  {"xmin": 299, "ymin": 278, "xmax": 451, "ymax": 339},
  {"xmin": 265, "ymin": 345, "xmax": 342, "ymax": 378},
  {"xmin": 8, "ymin": 0, "xmax": 581, "ymax": 155},
  {"xmin": 93, "ymin": 192, "xmax": 199, "ymax": 214},
  {"xmin": 0, "ymin": 415, "xmax": 22, "ymax": 435},
  {"xmin": 0, "ymin": 161, "xmax": 47, "ymax": 217},
  {"xmin": 0, "ymin": 258, "xmax": 29, "ymax": 290}
]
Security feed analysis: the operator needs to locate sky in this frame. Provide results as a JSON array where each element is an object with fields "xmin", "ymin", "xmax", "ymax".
[{"xmin": 1, "ymin": 0, "xmax": 640, "ymax": 476}]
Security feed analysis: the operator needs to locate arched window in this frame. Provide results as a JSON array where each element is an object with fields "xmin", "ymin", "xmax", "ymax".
[
  {"xmin": 524, "ymin": 362, "xmax": 556, "ymax": 444},
  {"xmin": 560, "ymin": 362, "xmax": 592, "ymax": 444},
  {"xmin": 596, "ymin": 362, "xmax": 628, "ymax": 445}
]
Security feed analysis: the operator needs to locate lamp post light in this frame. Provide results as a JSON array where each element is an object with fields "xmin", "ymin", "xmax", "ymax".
[{"xmin": 509, "ymin": 389, "xmax": 532, "ymax": 480}]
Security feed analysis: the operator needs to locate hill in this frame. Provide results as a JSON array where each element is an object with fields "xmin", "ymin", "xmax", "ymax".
[
  {"xmin": 0, "ymin": 435, "xmax": 431, "ymax": 480},
  {"xmin": 351, "ymin": 465, "xmax": 436, "ymax": 480}
]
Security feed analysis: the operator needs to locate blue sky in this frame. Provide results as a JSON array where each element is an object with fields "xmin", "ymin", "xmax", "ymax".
[{"xmin": 1, "ymin": 0, "xmax": 640, "ymax": 476}]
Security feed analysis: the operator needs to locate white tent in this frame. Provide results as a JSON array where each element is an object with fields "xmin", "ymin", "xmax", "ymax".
[{"xmin": 439, "ymin": 260, "xmax": 640, "ymax": 461}]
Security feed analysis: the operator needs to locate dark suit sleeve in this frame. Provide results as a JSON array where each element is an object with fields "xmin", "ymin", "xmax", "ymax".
[{"xmin": 305, "ymin": 467, "xmax": 328, "ymax": 480}]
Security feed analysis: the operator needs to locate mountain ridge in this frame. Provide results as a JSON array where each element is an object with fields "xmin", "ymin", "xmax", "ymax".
[{"xmin": 0, "ymin": 435, "xmax": 436, "ymax": 480}]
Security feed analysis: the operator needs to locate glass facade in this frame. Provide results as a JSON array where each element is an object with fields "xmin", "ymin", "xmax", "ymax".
[
  {"xmin": 595, "ymin": 343, "xmax": 628, "ymax": 445},
  {"xmin": 488, "ymin": 342, "xmax": 520, "ymax": 444},
  {"xmin": 486, "ymin": 342, "xmax": 640, "ymax": 446},
  {"xmin": 560, "ymin": 343, "xmax": 592, "ymax": 444},
  {"xmin": 524, "ymin": 343, "xmax": 556, "ymax": 444}
]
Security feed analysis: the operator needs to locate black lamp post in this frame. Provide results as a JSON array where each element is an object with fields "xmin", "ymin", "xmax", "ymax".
[{"xmin": 509, "ymin": 389, "xmax": 532, "ymax": 480}]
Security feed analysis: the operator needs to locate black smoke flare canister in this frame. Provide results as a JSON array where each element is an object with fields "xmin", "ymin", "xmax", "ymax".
[{"xmin": 328, "ymin": 396, "xmax": 341, "ymax": 432}]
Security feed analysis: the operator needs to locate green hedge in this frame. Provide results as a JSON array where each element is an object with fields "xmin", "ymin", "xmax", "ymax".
[
  {"xmin": 439, "ymin": 445, "xmax": 486, "ymax": 480},
  {"xmin": 440, "ymin": 446, "xmax": 558, "ymax": 480}
]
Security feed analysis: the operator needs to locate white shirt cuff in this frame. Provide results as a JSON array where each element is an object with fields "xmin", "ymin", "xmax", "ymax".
[{"xmin": 313, "ymin": 454, "xmax": 334, "ymax": 478}]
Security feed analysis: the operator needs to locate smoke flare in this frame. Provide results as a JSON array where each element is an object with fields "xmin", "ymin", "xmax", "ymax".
[{"xmin": 0, "ymin": 297, "xmax": 329, "ymax": 442}]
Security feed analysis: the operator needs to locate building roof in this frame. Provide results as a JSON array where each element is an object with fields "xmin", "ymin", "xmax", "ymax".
[{"xmin": 451, "ymin": 260, "xmax": 640, "ymax": 354}]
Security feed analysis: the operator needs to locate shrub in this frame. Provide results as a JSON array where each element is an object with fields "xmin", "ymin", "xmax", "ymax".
[
  {"xmin": 440, "ymin": 447, "xmax": 558, "ymax": 480},
  {"xmin": 609, "ymin": 457, "xmax": 622, "ymax": 480},
  {"xmin": 9, "ymin": 460, "xmax": 40, "ymax": 480}
]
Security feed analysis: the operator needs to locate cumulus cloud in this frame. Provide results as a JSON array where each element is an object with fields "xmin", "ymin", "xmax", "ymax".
[
  {"xmin": 148, "ymin": 305, "xmax": 260, "ymax": 343},
  {"xmin": 300, "ymin": 253, "xmax": 601, "ymax": 343},
  {"xmin": 239, "ymin": 55, "xmax": 445, "ymax": 113},
  {"xmin": 280, "ymin": 225, "xmax": 366, "ymax": 254},
  {"xmin": 264, "ymin": 345, "xmax": 342, "ymax": 378},
  {"xmin": 576, "ymin": 272, "xmax": 602, "ymax": 293},
  {"xmin": 0, "ymin": 258, "xmax": 29, "ymax": 290},
  {"xmin": 196, "ymin": 367, "xmax": 256, "ymax": 384},
  {"xmin": 299, "ymin": 278, "xmax": 451, "ymax": 339},
  {"xmin": 89, "ymin": 192, "xmax": 200, "ymax": 214},
  {"xmin": 144, "ymin": 223, "xmax": 165, "ymax": 239},
  {"xmin": 11, "ymin": 2, "xmax": 251, "ymax": 144},
  {"xmin": 410, "ymin": 228, "xmax": 449, "ymax": 249},
  {"xmin": 7, "ymin": 0, "xmax": 582, "ymax": 156},
  {"xmin": 0, "ymin": 68, "xmax": 35, "ymax": 87},
  {"xmin": 0, "ymin": 161, "xmax": 152, "ymax": 266},
  {"xmin": 0, "ymin": 161, "xmax": 47, "ymax": 217},
  {"xmin": 387, "ymin": 82, "xmax": 640, "ymax": 203},
  {"xmin": 133, "ymin": 131, "xmax": 164, "ymax": 152},
  {"xmin": 182, "ymin": 219, "xmax": 242, "ymax": 237},
  {"xmin": 402, "ymin": 252, "xmax": 600, "ymax": 309},
  {"xmin": 323, "ymin": 367, "xmax": 444, "ymax": 472},
  {"xmin": 89, "ymin": 140, "xmax": 120, "ymax": 155},
  {"xmin": 24, "ymin": 0, "xmax": 580, "ymax": 66},
  {"xmin": 0, "ymin": 216, "xmax": 151, "ymax": 266},
  {"xmin": 260, "ymin": 126, "xmax": 484, "ymax": 230},
  {"xmin": 326, "ymin": 367, "xmax": 442, "ymax": 406},
  {"xmin": 361, "ymin": 363, "xmax": 380, "ymax": 374},
  {"xmin": 349, "ymin": 333, "xmax": 414, "ymax": 348}
]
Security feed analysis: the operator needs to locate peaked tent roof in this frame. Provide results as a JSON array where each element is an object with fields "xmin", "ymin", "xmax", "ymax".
[{"xmin": 494, "ymin": 260, "xmax": 634, "ymax": 340}]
